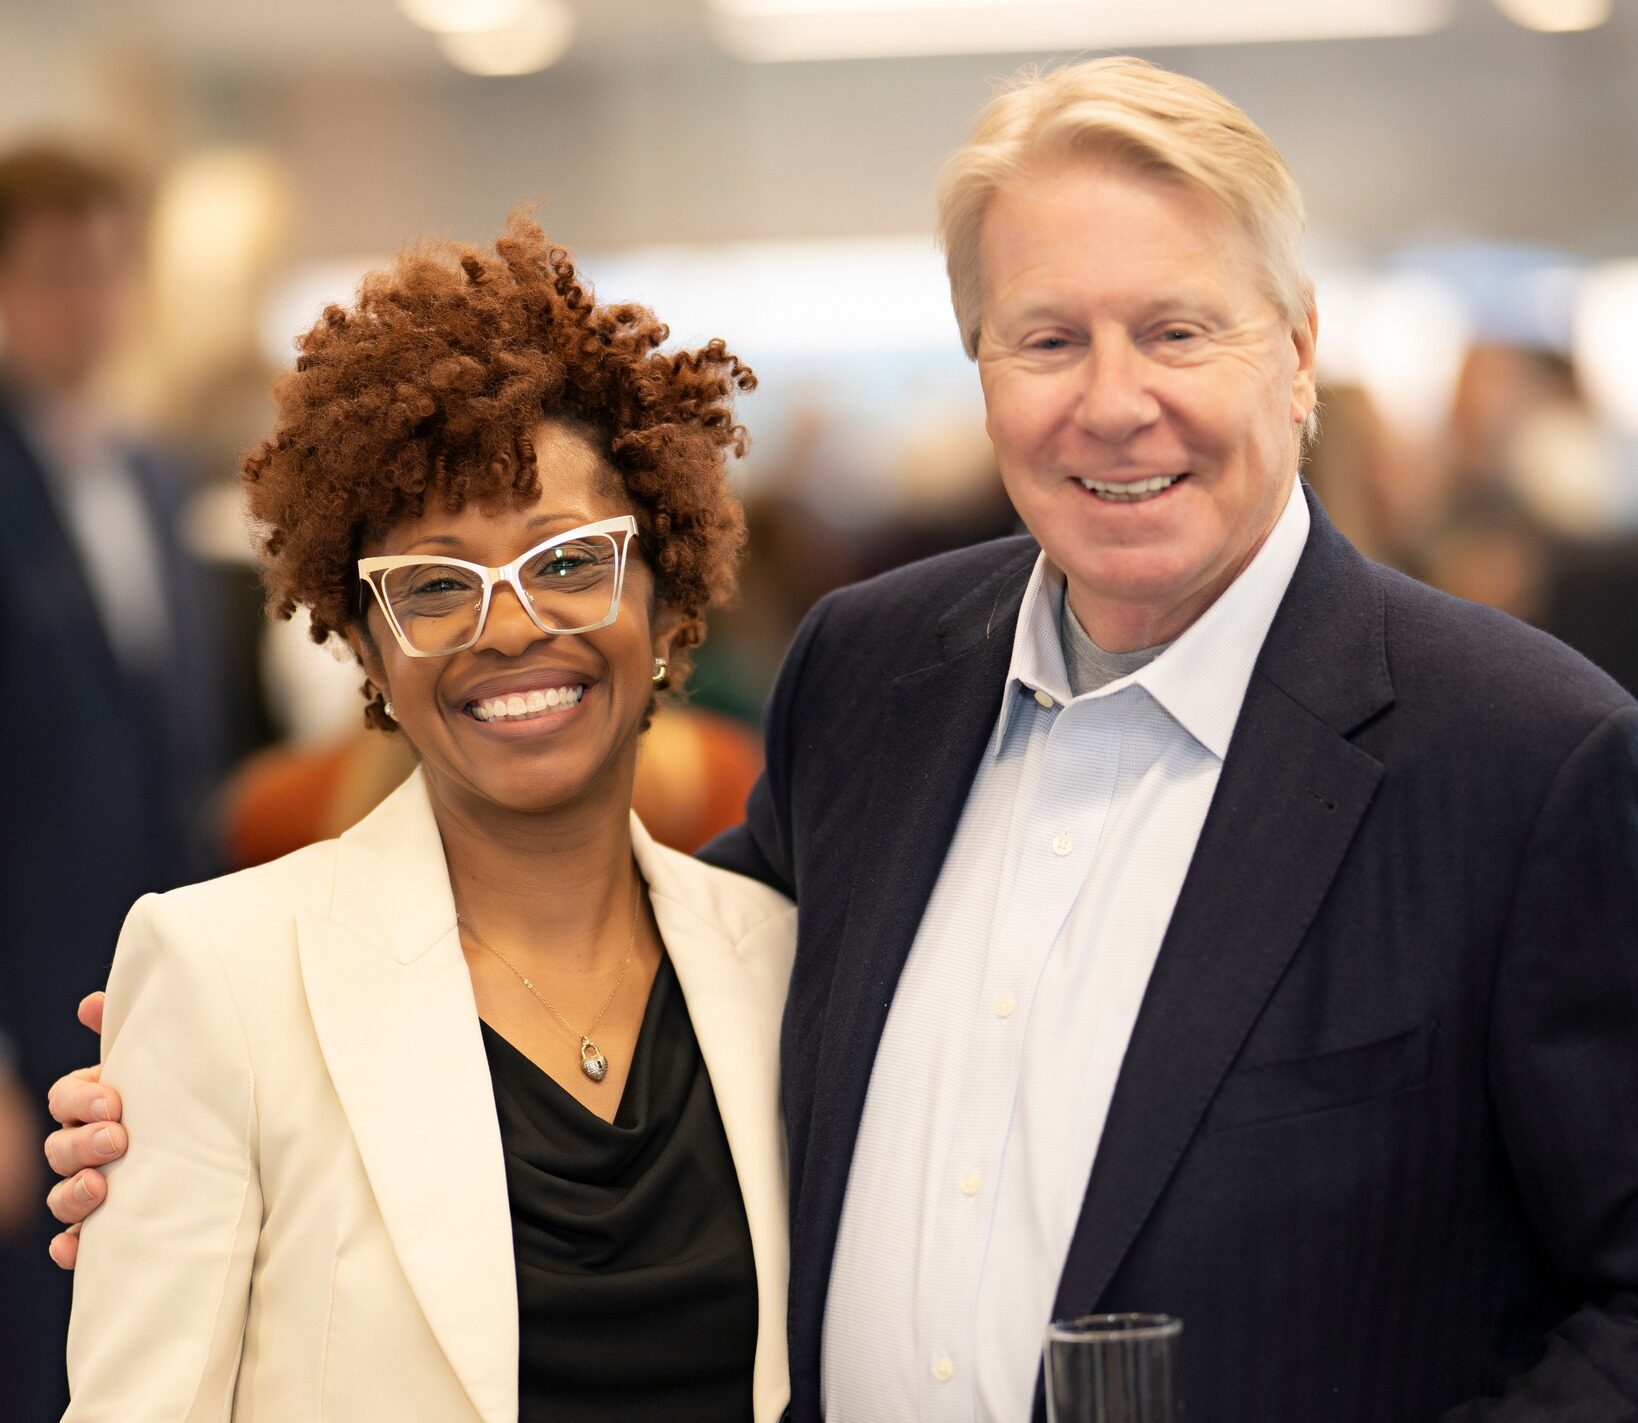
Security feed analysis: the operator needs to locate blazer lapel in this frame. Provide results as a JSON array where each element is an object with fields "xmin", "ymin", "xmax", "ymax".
[
  {"xmin": 636, "ymin": 819, "xmax": 795, "ymax": 1423},
  {"xmin": 791, "ymin": 546, "xmax": 1037, "ymax": 1356},
  {"xmin": 298, "ymin": 771, "xmax": 517, "ymax": 1423},
  {"xmin": 0, "ymin": 404, "xmax": 129, "ymax": 707},
  {"xmin": 1049, "ymin": 497, "xmax": 1395, "ymax": 1328}
]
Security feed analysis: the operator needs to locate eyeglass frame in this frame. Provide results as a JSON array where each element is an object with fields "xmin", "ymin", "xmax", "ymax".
[{"xmin": 356, "ymin": 514, "xmax": 639, "ymax": 659}]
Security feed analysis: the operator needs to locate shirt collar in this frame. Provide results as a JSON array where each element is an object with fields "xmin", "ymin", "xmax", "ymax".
[{"xmin": 997, "ymin": 477, "xmax": 1311, "ymax": 760}]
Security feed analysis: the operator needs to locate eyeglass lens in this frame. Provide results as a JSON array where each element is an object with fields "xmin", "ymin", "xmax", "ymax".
[{"xmin": 379, "ymin": 533, "xmax": 621, "ymax": 653}]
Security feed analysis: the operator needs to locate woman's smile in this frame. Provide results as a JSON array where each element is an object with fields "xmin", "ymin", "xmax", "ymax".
[{"xmin": 468, "ymin": 681, "xmax": 587, "ymax": 724}]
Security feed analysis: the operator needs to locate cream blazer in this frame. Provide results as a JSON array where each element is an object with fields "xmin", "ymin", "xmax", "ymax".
[{"xmin": 65, "ymin": 770, "xmax": 796, "ymax": 1423}]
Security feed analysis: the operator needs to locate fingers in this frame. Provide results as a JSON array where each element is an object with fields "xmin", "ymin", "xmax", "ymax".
[
  {"xmin": 48, "ymin": 1223, "xmax": 81, "ymax": 1271},
  {"xmin": 77, "ymin": 992, "xmax": 106, "ymax": 1036},
  {"xmin": 46, "ymin": 1168, "xmax": 107, "ymax": 1226},
  {"xmin": 45, "ymin": 1066, "xmax": 119, "ymax": 1129},
  {"xmin": 43, "ymin": 1121, "xmax": 127, "ymax": 1180}
]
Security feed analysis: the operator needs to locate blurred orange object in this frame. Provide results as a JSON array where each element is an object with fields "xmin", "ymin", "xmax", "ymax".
[{"xmin": 631, "ymin": 707, "xmax": 764, "ymax": 854}]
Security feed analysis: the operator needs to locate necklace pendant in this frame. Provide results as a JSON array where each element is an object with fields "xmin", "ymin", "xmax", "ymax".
[{"xmin": 579, "ymin": 1037, "xmax": 609, "ymax": 1083}]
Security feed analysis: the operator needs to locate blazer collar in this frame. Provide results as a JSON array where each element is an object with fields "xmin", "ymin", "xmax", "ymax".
[
  {"xmin": 300, "ymin": 772, "xmax": 514, "ymax": 1423},
  {"xmin": 0, "ymin": 398, "xmax": 128, "ymax": 704},
  {"xmin": 305, "ymin": 771, "xmax": 793, "ymax": 1423}
]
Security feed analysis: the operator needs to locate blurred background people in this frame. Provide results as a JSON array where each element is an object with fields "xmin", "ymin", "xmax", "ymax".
[{"xmin": 0, "ymin": 144, "xmax": 228, "ymax": 1419}]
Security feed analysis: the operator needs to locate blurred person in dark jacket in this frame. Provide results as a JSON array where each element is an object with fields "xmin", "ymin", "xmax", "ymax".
[{"xmin": 0, "ymin": 143, "xmax": 226, "ymax": 1420}]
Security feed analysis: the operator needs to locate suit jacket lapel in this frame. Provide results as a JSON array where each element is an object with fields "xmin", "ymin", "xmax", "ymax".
[
  {"xmin": 1049, "ymin": 496, "xmax": 1395, "ymax": 1330},
  {"xmin": 0, "ymin": 403, "xmax": 129, "ymax": 706},
  {"xmin": 637, "ymin": 819, "xmax": 795, "ymax": 1423},
  {"xmin": 298, "ymin": 772, "xmax": 517, "ymax": 1423},
  {"xmin": 791, "ymin": 546, "xmax": 1037, "ymax": 1359}
]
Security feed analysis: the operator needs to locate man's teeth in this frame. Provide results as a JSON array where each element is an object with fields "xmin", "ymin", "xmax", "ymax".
[
  {"xmin": 1079, "ymin": 473, "xmax": 1183, "ymax": 501},
  {"xmin": 471, "ymin": 685, "xmax": 585, "ymax": 722}
]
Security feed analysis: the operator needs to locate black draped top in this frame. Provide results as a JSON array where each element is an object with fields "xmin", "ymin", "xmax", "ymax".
[{"xmin": 480, "ymin": 954, "xmax": 759, "ymax": 1422}]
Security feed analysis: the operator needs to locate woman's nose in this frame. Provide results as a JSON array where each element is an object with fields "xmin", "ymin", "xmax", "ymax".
[{"xmin": 475, "ymin": 580, "xmax": 546, "ymax": 655}]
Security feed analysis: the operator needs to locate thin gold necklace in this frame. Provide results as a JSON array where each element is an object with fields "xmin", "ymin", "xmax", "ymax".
[{"xmin": 458, "ymin": 875, "xmax": 641, "ymax": 1084}]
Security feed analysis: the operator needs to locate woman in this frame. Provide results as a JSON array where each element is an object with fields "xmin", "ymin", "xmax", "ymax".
[{"xmin": 52, "ymin": 216, "xmax": 794, "ymax": 1422}]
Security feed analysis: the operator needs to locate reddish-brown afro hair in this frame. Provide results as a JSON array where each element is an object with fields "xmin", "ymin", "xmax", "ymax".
[{"xmin": 243, "ymin": 213, "xmax": 754, "ymax": 729}]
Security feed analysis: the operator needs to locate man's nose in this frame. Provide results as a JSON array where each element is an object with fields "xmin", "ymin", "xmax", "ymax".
[{"xmin": 1073, "ymin": 337, "xmax": 1161, "ymax": 444}]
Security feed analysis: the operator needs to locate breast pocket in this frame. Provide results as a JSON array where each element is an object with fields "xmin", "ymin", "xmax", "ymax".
[{"xmin": 1203, "ymin": 1021, "xmax": 1436, "ymax": 1133}]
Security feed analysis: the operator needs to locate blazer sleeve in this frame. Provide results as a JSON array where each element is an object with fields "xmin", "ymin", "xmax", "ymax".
[
  {"xmin": 65, "ymin": 891, "xmax": 262, "ymax": 1423},
  {"xmin": 1445, "ymin": 704, "xmax": 1638, "ymax": 1419}
]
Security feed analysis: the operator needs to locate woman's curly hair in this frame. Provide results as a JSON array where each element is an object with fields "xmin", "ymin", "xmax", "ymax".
[{"xmin": 243, "ymin": 213, "xmax": 754, "ymax": 730}]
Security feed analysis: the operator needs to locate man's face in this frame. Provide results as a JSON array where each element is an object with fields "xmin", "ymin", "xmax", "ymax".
[
  {"xmin": 0, "ymin": 205, "xmax": 138, "ymax": 397},
  {"xmin": 976, "ymin": 161, "xmax": 1316, "ymax": 650}
]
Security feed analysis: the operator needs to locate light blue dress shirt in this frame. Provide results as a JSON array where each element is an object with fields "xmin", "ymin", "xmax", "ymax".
[{"xmin": 822, "ymin": 479, "xmax": 1311, "ymax": 1423}]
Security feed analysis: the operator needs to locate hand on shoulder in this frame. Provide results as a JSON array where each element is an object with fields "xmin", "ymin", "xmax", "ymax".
[{"xmin": 42, "ymin": 991, "xmax": 124, "ymax": 1268}]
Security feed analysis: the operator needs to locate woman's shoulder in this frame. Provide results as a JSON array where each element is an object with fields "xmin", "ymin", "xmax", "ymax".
[
  {"xmin": 152, "ymin": 770, "xmax": 436, "ymax": 946},
  {"xmin": 134, "ymin": 835, "xmax": 345, "ymax": 957},
  {"xmin": 633, "ymin": 818, "xmax": 795, "ymax": 952}
]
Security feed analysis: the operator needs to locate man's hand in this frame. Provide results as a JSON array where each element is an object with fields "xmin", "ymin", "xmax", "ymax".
[{"xmin": 42, "ymin": 992, "xmax": 123, "ymax": 1269}]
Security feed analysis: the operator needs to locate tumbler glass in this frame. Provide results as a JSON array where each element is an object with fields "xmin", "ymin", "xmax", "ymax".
[{"xmin": 1043, "ymin": 1313, "xmax": 1181, "ymax": 1423}]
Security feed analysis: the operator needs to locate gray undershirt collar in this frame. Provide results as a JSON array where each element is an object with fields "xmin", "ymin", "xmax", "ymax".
[{"xmin": 1058, "ymin": 589, "xmax": 1170, "ymax": 698}]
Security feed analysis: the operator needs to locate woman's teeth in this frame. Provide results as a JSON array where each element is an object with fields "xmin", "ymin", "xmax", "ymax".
[
  {"xmin": 470, "ymin": 685, "xmax": 585, "ymax": 722},
  {"xmin": 1079, "ymin": 473, "xmax": 1183, "ymax": 502}
]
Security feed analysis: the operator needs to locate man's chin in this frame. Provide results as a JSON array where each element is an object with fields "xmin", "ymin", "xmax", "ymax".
[{"xmin": 1057, "ymin": 548, "xmax": 1222, "ymax": 643}]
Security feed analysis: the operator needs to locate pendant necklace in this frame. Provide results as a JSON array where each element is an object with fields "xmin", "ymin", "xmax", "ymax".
[{"xmin": 458, "ymin": 874, "xmax": 641, "ymax": 1083}]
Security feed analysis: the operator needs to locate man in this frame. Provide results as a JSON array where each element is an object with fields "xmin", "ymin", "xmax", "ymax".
[
  {"xmin": 46, "ymin": 60, "xmax": 1638, "ymax": 1422},
  {"xmin": 0, "ymin": 145, "xmax": 226, "ymax": 1419}
]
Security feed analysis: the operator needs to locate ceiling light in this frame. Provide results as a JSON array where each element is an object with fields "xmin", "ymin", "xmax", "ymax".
[
  {"xmin": 398, "ymin": 0, "xmax": 533, "ymax": 36},
  {"xmin": 707, "ymin": 0, "xmax": 1453, "ymax": 62},
  {"xmin": 1492, "ymin": 0, "xmax": 1610, "ymax": 32},
  {"xmin": 436, "ymin": 0, "xmax": 575, "ymax": 75}
]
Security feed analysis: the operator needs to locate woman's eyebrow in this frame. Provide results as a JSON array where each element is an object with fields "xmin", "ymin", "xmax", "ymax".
[{"xmin": 398, "ymin": 514, "xmax": 594, "ymax": 555}]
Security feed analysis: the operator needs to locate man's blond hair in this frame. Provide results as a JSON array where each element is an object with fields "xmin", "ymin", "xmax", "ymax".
[{"xmin": 937, "ymin": 56, "xmax": 1313, "ymax": 360}]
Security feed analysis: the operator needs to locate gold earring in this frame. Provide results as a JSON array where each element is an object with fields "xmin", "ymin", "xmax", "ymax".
[{"xmin": 651, "ymin": 657, "xmax": 668, "ymax": 686}]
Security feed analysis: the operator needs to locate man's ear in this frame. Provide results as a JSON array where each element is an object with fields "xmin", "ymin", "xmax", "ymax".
[{"xmin": 1290, "ymin": 299, "xmax": 1319, "ymax": 427}]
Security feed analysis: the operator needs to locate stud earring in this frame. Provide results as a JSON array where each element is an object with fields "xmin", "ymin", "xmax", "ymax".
[
  {"xmin": 384, "ymin": 700, "xmax": 396, "ymax": 719},
  {"xmin": 651, "ymin": 658, "xmax": 668, "ymax": 686}
]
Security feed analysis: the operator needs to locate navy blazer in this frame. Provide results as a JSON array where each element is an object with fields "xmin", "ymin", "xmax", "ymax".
[
  {"xmin": 0, "ymin": 398, "xmax": 226, "ymax": 1420},
  {"xmin": 705, "ymin": 489, "xmax": 1638, "ymax": 1422}
]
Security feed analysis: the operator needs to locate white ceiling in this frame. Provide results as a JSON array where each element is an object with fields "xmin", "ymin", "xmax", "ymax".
[{"xmin": 2, "ymin": 0, "xmax": 1636, "ymax": 260}]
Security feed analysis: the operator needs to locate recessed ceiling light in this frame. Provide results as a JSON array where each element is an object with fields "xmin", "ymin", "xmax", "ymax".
[
  {"xmin": 436, "ymin": 0, "xmax": 576, "ymax": 75},
  {"xmin": 398, "ymin": 0, "xmax": 533, "ymax": 37},
  {"xmin": 707, "ymin": 0, "xmax": 1454, "ymax": 62},
  {"xmin": 1493, "ymin": 0, "xmax": 1610, "ymax": 32}
]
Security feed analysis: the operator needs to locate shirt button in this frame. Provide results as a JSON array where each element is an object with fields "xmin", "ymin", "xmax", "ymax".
[
  {"xmin": 1033, "ymin": 689, "xmax": 1055, "ymax": 709},
  {"xmin": 995, "ymin": 993, "xmax": 1016, "ymax": 1018},
  {"xmin": 1052, "ymin": 830, "xmax": 1073, "ymax": 856},
  {"xmin": 932, "ymin": 1356, "xmax": 955, "ymax": 1383},
  {"xmin": 961, "ymin": 1171, "xmax": 983, "ymax": 1196}
]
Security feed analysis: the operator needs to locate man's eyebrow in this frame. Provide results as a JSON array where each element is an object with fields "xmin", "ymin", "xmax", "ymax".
[{"xmin": 993, "ymin": 288, "xmax": 1226, "ymax": 323}]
